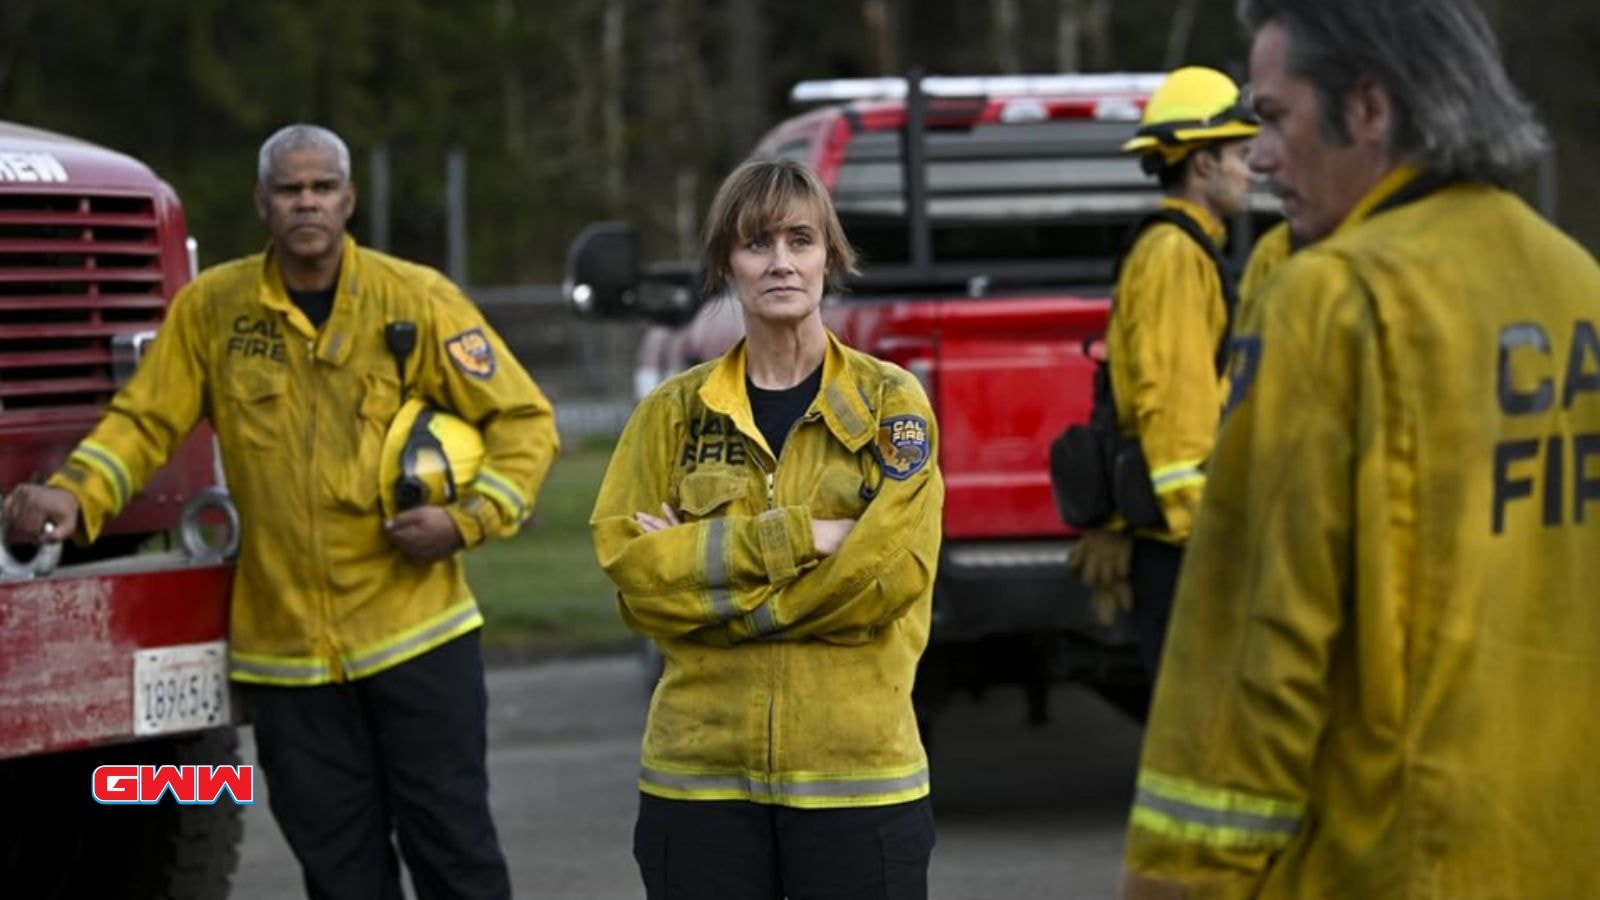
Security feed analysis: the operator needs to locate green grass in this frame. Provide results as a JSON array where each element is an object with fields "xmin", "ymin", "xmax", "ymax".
[{"xmin": 467, "ymin": 441, "xmax": 632, "ymax": 654}]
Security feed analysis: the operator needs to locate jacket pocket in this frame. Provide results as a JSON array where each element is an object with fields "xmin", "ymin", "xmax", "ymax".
[
  {"xmin": 331, "ymin": 373, "xmax": 402, "ymax": 512},
  {"xmin": 675, "ymin": 469, "xmax": 748, "ymax": 518},
  {"xmin": 808, "ymin": 466, "xmax": 872, "ymax": 520},
  {"xmin": 221, "ymin": 368, "xmax": 289, "ymax": 454}
]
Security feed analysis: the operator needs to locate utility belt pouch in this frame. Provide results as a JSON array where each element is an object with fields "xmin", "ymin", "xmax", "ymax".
[
  {"xmin": 1050, "ymin": 422, "xmax": 1113, "ymax": 528},
  {"xmin": 1049, "ymin": 348, "xmax": 1169, "ymax": 531},
  {"xmin": 1110, "ymin": 439, "xmax": 1165, "ymax": 530},
  {"xmin": 1050, "ymin": 361, "xmax": 1118, "ymax": 528}
]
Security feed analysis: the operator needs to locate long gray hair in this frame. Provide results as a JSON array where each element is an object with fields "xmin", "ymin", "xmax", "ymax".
[
  {"xmin": 1239, "ymin": 0, "xmax": 1547, "ymax": 183},
  {"xmin": 257, "ymin": 124, "xmax": 352, "ymax": 186}
]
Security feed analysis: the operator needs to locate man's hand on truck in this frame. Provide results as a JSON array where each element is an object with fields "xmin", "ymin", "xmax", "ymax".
[{"xmin": 2, "ymin": 484, "xmax": 79, "ymax": 544}]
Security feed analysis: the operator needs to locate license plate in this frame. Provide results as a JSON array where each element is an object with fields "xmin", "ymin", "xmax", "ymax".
[{"xmin": 133, "ymin": 641, "xmax": 230, "ymax": 736}]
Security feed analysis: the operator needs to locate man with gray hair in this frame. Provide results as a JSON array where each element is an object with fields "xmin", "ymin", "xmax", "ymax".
[
  {"xmin": 5, "ymin": 123, "xmax": 558, "ymax": 898},
  {"xmin": 1121, "ymin": 1, "xmax": 1600, "ymax": 897}
]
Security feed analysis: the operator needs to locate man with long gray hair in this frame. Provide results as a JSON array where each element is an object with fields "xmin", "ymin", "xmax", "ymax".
[{"xmin": 1121, "ymin": 1, "xmax": 1600, "ymax": 897}]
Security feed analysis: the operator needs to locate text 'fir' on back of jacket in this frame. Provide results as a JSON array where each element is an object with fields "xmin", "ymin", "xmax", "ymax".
[
  {"xmin": 1107, "ymin": 196, "xmax": 1233, "ymax": 543},
  {"xmin": 1122, "ymin": 165, "xmax": 1600, "ymax": 899},
  {"xmin": 50, "ymin": 236, "xmax": 560, "ymax": 686},
  {"xmin": 590, "ymin": 331, "xmax": 944, "ymax": 810}
]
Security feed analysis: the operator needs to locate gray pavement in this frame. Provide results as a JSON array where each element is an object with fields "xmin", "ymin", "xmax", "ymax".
[{"xmin": 232, "ymin": 654, "xmax": 1143, "ymax": 899}]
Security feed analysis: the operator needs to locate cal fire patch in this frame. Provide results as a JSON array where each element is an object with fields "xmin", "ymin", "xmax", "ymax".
[
  {"xmin": 872, "ymin": 414, "xmax": 931, "ymax": 481},
  {"xmin": 445, "ymin": 328, "xmax": 496, "ymax": 380},
  {"xmin": 1224, "ymin": 335, "xmax": 1263, "ymax": 417}
]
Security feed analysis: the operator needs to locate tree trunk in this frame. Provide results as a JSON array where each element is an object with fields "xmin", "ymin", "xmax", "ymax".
[
  {"xmin": 497, "ymin": 0, "xmax": 525, "ymax": 158},
  {"xmin": 602, "ymin": 0, "xmax": 626, "ymax": 211},
  {"xmin": 993, "ymin": 0, "xmax": 1021, "ymax": 74},
  {"xmin": 1057, "ymin": 0, "xmax": 1081, "ymax": 72},
  {"xmin": 863, "ymin": 0, "xmax": 898, "ymax": 75},
  {"xmin": 723, "ymin": 0, "xmax": 766, "ymax": 160},
  {"xmin": 1083, "ymin": 0, "xmax": 1113, "ymax": 70},
  {"xmin": 641, "ymin": 0, "xmax": 715, "ymax": 257},
  {"xmin": 675, "ymin": 168, "xmax": 699, "ymax": 261},
  {"xmin": 0, "ymin": 0, "xmax": 37, "ymax": 96},
  {"xmin": 1163, "ymin": 0, "xmax": 1201, "ymax": 71}
]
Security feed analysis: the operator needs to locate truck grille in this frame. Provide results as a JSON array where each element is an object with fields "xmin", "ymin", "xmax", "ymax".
[{"xmin": 0, "ymin": 192, "xmax": 168, "ymax": 414}]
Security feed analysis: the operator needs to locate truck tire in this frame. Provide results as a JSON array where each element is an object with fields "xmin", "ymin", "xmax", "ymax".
[
  {"xmin": 0, "ymin": 727, "xmax": 244, "ymax": 900},
  {"xmin": 1088, "ymin": 680, "xmax": 1151, "ymax": 723}
]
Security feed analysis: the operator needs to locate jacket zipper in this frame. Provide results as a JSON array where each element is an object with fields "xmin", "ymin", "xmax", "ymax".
[
  {"xmin": 753, "ymin": 409, "xmax": 819, "ymax": 788},
  {"xmin": 304, "ymin": 338, "xmax": 342, "ymax": 681},
  {"xmin": 746, "ymin": 439, "xmax": 780, "ymax": 782}
]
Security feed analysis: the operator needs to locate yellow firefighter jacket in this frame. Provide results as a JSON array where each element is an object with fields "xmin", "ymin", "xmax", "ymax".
[
  {"xmin": 1238, "ymin": 219, "xmax": 1294, "ymax": 310},
  {"xmin": 51, "ymin": 236, "xmax": 559, "ymax": 685},
  {"xmin": 591, "ymin": 331, "xmax": 943, "ymax": 809},
  {"xmin": 1123, "ymin": 165, "xmax": 1600, "ymax": 899},
  {"xmin": 1108, "ymin": 197, "xmax": 1231, "ymax": 542}
]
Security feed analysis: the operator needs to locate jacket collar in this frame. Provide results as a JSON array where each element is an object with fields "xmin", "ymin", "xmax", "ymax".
[
  {"xmin": 258, "ymin": 233, "xmax": 362, "ymax": 367},
  {"xmin": 699, "ymin": 330, "xmax": 878, "ymax": 457},
  {"xmin": 1160, "ymin": 196, "xmax": 1228, "ymax": 246},
  {"xmin": 1330, "ymin": 163, "xmax": 1425, "ymax": 239}
]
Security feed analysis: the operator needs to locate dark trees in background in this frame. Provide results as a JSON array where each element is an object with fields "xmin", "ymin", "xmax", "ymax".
[{"xmin": 0, "ymin": 0, "xmax": 1592, "ymax": 282}]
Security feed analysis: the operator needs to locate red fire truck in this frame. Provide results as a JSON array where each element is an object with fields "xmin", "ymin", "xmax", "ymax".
[
  {"xmin": 568, "ymin": 74, "xmax": 1278, "ymax": 727},
  {"xmin": 0, "ymin": 120, "xmax": 242, "ymax": 898}
]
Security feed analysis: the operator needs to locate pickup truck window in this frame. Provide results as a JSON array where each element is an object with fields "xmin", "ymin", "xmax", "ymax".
[
  {"xmin": 832, "ymin": 120, "xmax": 1155, "ymax": 285},
  {"xmin": 828, "ymin": 119, "xmax": 1276, "ymax": 291}
]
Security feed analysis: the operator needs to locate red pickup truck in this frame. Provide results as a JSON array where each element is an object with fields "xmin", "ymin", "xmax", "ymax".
[
  {"xmin": 568, "ymin": 74, "xmax": 1276, "ymax": 727},
  {"xmin": 0, "ymin": 119, "xmax": 242, "ymax": 898}
]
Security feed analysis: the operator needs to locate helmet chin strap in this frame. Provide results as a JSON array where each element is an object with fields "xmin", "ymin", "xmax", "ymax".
[{"xmin": 395, "ymin": 408, "xmax": 457, "ymax": 513}]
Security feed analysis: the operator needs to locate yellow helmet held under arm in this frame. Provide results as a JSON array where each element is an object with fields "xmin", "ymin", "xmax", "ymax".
[
  {"xmin": 379, "ymin": 399, "xmax": 485, "ymax": 520},
  {"xmin": 1122, "ymin": 66, "xmax": 1259, "ymax": 167}
]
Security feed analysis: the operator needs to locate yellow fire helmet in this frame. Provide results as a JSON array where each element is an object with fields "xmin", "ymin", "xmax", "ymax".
[
  {"xmin": 378, "ymin": 398, "xmax": 486, "ymax": 520},
  {"xmin": 1122, "ymin": 66, "xmax": 1259, "ymax": 168}
]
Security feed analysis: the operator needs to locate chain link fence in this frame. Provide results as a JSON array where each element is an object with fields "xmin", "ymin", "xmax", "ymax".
[{"xmin": 470, "ymin": 285, "xmax": 643, "ymax": 448}]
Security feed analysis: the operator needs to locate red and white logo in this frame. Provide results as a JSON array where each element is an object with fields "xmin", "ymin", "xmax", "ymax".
[{"xmin": 91, "ymin": 765, "xmax": 254, "ymax": 805}]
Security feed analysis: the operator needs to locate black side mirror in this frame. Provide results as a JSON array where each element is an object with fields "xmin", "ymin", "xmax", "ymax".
[{"xmin": 564, "ymin": 221, "xmax": 640, "ymax": 317}]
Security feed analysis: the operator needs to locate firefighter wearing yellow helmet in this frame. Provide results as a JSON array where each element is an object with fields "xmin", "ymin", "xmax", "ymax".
[
  {"xmin": 379, "ymin": 399, "xmax": 486, "ymax": 521},
  {"xmin": 1121, "ymin": 66, "xmax": 1260, "ymax": 169},
  {"xmin": 1065, "ymin": 66, "xmax": 1258, "ymax": 687}
]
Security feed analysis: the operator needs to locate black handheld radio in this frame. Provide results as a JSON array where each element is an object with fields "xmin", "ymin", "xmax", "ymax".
[
  {"xmin": 383, "ymin": 321, "xmax": 422, "ymax": 512},
  {"xmin": 384, "ymin": 321, "xmax": 417, "ymax": 396}
]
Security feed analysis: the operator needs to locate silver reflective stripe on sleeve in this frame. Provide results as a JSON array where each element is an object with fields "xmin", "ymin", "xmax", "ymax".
[
  {"xmin": 1134, "ymin": 786, "xmax": 1299, "ymax": 838},
  {"xmin": 747, "ymin": 602, "xmax": 780, "ymax": 637},
  {"xmin": 1129, "ymin": 770, "xmax": 1304, "ymax": 850},
  {"xmin": 704, "ymin": 518, "xmax": 736, "ymax": 622},
  {"xmin": 474, "ymin": 467, "xmax": 528, "ymax": 522},
  {"xmin": 73, "ymin": 441, "xmax": 133, "ymax": 509},
  {"xmin": 1150, "ymin": 460, "xmax": 1205, "ymax": 496}
]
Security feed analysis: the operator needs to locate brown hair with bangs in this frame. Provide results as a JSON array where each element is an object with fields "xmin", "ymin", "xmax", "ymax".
[{"xmin": 701, "ymin": 158, "xmax": 859, "ymax": 295}]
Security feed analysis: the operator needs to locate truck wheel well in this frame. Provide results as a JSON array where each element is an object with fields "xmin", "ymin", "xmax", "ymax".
[{"xmin": 0, "ymin": 727, "xmax": 243, "ymax": 900}]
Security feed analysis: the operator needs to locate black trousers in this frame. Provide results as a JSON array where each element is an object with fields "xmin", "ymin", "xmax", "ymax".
[
  {"xmin": 634, "ymin": 793, "xmax": 936, "ymax": 900},
  {"xmin": 1131, "ymin": 538, "xmax": 1185, "ymax": 680},
  {"xmin": 243, "ymin": 630, "xmax": 511, "ymax": 900}
]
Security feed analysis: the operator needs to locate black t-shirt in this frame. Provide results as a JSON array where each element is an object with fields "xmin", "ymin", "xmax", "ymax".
[
  {"xmin": 747, "ymin": 363, "xmax": 823, "ymax": 460},
  {"xmin": 287, "ymin": 286, "xmax": 336, "ymax": 331}
]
